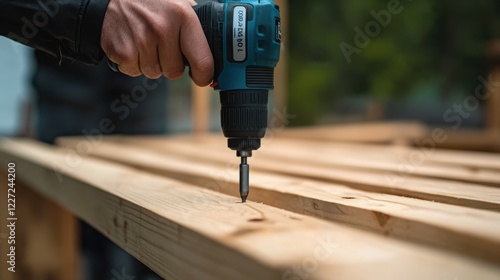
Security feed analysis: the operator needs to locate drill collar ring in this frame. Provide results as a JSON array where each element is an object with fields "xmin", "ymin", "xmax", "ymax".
[{"xmin": 237, "ymin": 150, "xmax": 252, "ymax": 157}]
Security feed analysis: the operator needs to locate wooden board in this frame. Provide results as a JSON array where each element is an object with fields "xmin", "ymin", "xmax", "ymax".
[
  {"xmin": 81, "ymin": 135, "xmax": 500, "ymax": 211},
  {"xmin": 0, "ymin": 172, "xmax": 78, "ymax": 280},
  {"xmin": 487, "ymin": 40, "xmax": 500, "ymax": 132},
  {"xmin": 277, "ymin": 122, "xmax": 500, "ymax": 152},
  {"xmin": 58, "ymin": 136, "xmax": 500, "ymax": 264},
  {"xmin": 430, "ymin": 129, "xmax": 500, "ymax": 153},
  {"xmin": 1, "ymin": 139, "xmax": 500, "ymax": 279},
  {"xmin": 191, "ymin": 84, "xmax": 211, "ymax": 134},
  {"xmin": 137, "ymin": 133, "xmax": 500, "ymax": 188},
  {"xmin": 276, "ymin": 122, "xmax": 429, "ymax": 145},
  {"xmin": 272, "ymin": 0, "xmax": 289, "ymax": 127},
  {"xmin": 244, "ymin": 138, "xmax": 500, "ymax": 186}
]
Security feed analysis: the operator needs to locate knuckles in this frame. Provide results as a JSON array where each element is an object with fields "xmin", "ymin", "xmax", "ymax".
[
  {"xmin": 102, "ymin": 0, "xmax": 200, "ymax": 80},
  {"xmin": 164, "ymin": 68, "xmax": 185, "ymax": 80},
  {"xmin": 142, "ymin": 65, "xmax": 163, "ymax": 79},
  {"xmin": 121, "ymin": 66, "xmax": 142, "ymax": 77},
  {"xmin": 168, "ymin": 0, "xmax": 192, "ymax": 21},
  {"xmin": 108, "ymin": 44, "xmax": 138, "ymax": 67}
]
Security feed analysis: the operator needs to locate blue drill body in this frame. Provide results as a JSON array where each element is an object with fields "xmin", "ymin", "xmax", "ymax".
[{"xmin": 214, "ymin": 0, "xmax": 281, "ymax": 91}]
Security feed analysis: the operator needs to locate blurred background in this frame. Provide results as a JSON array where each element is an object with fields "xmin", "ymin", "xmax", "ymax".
[
  {"xmin": 286, "ymin": 0, "xmax": 500, "ymax": 127},
  {"xmin": 2, "ymin": 0, "xmax": 500, "ymax": 136}
]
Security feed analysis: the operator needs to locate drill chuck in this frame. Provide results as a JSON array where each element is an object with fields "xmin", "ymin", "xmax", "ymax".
[{"xmin": 220, "ymin": 90, "xmax": 268, "ymax": 151}]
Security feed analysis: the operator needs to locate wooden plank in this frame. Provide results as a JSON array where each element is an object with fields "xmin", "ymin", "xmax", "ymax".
[
  {"xmin": 1, "ymin": 139, "xmax": 499, "ymax": 279},
  {"xmin": 272, "ymin": 0, "xmax": 288, "ymax": 127},
  {"xmin": 430, "ymin": 129, "xmax": 500, "ymax": 153},
  {"xmin": 235, "ymin": 135, "xmax": 500, "ymax": 187},
  {"xmin": 57, "ymin": 136, "xmax": 500, "ymax": 264},
  {"xmin": 426, "ymin": 148, "xmax": 500, "ymax": 170},
  {"xmin": 487, "ymin": 40, "xmax": 500, "ymax": 132},
  {"xmin": 191, "ymin": 83, "xmax": 211, "ymax": 134},
  {"xmin": 276, "ymin": 122, "xmax": 429, "ymax": 145},
  {"xmin": 90, "ymin": 135, "xmax": 500, "ymax": 211},
  {"xmin": 0, "ymin": 172, "xmax": 78, "ymax": 280},
  {"xmin": 277, "ymin": 122, "xmax": 500, "ymax": 152},
  {"xmin": 251, "ymin": 138, "xmax": 500, "ymax": 187},
  {"xmin": 274, "ymin": 139, "xmax": 500, "ymax": 171}
]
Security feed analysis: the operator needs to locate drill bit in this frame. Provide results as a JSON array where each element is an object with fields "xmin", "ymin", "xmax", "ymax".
[{"xmin": 239, "ymin": 155, "xmax": 249, "ymax": 202}]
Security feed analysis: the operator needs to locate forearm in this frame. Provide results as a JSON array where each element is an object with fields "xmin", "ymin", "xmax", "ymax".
[{"xmin": 0, "ymin": 0, "xmax": 109, "ymax": 65}]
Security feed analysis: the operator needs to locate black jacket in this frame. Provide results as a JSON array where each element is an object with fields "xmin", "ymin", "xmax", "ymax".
[{"xmin": 0, "ymin": 0, "xmax": 110, "ymax": 65}]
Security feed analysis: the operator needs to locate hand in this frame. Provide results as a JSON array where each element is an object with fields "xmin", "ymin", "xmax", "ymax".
[{"xmin": 101, "ymin": 0, "xmax": 214, "ymax": 86}]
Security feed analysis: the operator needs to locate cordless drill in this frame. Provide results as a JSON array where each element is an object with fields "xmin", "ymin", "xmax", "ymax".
[
  {"xmin": 194, "ymin": 0, "xmax": 281, "ymax": 202},
  {"xmin": 109, "ymin": 0, "xmax": 281, "ymax": 202}
]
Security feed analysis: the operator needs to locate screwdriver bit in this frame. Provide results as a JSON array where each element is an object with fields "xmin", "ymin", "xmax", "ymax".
[{"xmin": 239, "ymin": 156, "xmax": 249, "ymax": 203}]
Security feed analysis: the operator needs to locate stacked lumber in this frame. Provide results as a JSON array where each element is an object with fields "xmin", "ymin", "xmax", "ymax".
[
  {"xmin": 1, "ymin": 130, "xmax": 500, "ymax": 279},
  {"xmin": 277, "ymin": 122, "xmax": 500, "ymax": 152}
]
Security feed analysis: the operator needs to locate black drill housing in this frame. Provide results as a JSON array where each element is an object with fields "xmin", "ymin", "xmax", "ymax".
[{"xmin": 220, "ymin": 90, "xmax": 268, "ymax": 151}]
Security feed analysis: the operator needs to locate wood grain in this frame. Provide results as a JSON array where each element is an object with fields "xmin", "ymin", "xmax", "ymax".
[
  {"xmin": 2, "ymin": 139, "xmax": 499, "ymax": 279},
  {"xmin": 191, "ymin": 83, "xmax": 211, "ymax": 134},
  {"xmin": 87, "ymin": 135, "xmax": 500, "ymax": 210},
  {"xmin": 58, "ymin": 136, "xmax": 500, "ymax": 264},
  {"xmin": 0, "ymin": 172, "xmax": 78, "ymax": 280},
  {"xmin": 276, "ymin": 122, "xmax": 428, "ymax": 145}
]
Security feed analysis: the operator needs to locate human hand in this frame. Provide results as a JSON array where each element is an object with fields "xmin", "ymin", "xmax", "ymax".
[{"xmin": 101, "ymin": 0, "xmax": 214, "ymax": 86}]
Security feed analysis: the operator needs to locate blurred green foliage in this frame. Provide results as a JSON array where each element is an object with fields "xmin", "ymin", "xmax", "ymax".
[{"xmin": 287, "ymin": 0, "xmax": 500, "ymax": 125}]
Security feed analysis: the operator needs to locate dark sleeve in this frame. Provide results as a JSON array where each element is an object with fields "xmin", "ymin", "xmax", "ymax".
[{"xmin": 0, "ymin": 0, "xmax": 110, "ymax": 65}]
